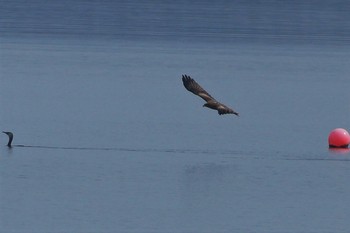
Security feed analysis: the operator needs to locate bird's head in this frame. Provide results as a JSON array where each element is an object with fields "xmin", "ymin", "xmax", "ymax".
[
  {"xmin": 2, "ymin": 131, "xmax": 13, "ymax": 138},
  {"xmin": 2, "ymin": 131, "xmax": 13, "ymax": 137}
]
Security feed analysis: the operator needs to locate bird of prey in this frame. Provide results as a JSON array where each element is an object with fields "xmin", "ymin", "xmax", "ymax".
[{"xmin": 182, "ymin": 75, "xmax": 239, "ymax": 116}]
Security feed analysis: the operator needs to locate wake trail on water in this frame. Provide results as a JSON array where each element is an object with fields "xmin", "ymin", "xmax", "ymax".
[{"xmin": 7, "ymin": 144, "xmax": 250, "ymax": 156}]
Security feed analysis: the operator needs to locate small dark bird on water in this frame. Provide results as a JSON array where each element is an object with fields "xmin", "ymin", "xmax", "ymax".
[
  {"xmin": 182, "ymin": 75, "xmax": 239, "ymax": 116},
  {"xmin": 2, "ymin": 131, "xmax": 13, "ymax": 147}
]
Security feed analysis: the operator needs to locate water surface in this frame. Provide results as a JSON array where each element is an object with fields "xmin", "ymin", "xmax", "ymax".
[{"xmin": 1, "ymin": 1, "xmax": 350, "ymax": 232}]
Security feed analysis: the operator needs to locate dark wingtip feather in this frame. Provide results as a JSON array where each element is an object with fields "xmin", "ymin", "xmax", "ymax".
[
  {"xmin": 182, "ymin": 74, "xmax": 191, "ymax": 82},
  {"xmin": 182, "ymin": 74, "xmax": 193, "ymax": 89}
]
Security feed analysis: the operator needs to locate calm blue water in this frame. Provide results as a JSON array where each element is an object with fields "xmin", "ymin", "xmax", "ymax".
[{"xmin": 1, "ymin": 1, "xmax": 350, "ymax": 232}]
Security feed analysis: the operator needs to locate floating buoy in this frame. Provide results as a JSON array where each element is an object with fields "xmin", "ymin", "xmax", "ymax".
[{"xmin": 328, "ymin": 128, "xmax": 350, "ymax": 148}]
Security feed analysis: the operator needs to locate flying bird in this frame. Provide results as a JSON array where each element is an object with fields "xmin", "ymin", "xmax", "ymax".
[
  {"xmin": 182, "ymin": 75, "xmax": 239, "ymax": 116},
  {"xmin": 3, "ymin": 131, "xmax": 13, "ymax": 147}
]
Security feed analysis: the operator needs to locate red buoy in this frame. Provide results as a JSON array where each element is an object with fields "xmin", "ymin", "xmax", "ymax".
[{"xmin": 328, "ymin": 128, "xmax": 350, "ymax": 148}]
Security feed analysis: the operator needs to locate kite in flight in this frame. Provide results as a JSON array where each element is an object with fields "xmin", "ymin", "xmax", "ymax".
[{"xmin": 182, "ymin": 75, "xmax": 239, "ymax": 116}]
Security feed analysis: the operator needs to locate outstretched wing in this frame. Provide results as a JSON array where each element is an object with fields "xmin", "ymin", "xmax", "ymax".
[{"xmin": 182, "ymin": 75, "xmax": 215, "ymax": 102}]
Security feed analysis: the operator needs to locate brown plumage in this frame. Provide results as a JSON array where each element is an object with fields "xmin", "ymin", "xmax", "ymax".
[{"xmin": 182, "ymin": 75, "xmax": 239, "ymax": 116}]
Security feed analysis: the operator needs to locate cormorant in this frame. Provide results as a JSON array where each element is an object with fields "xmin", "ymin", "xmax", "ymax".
[{"xmin": 2, "ymin": 131, "xmax": 13, "ymax": 147}]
